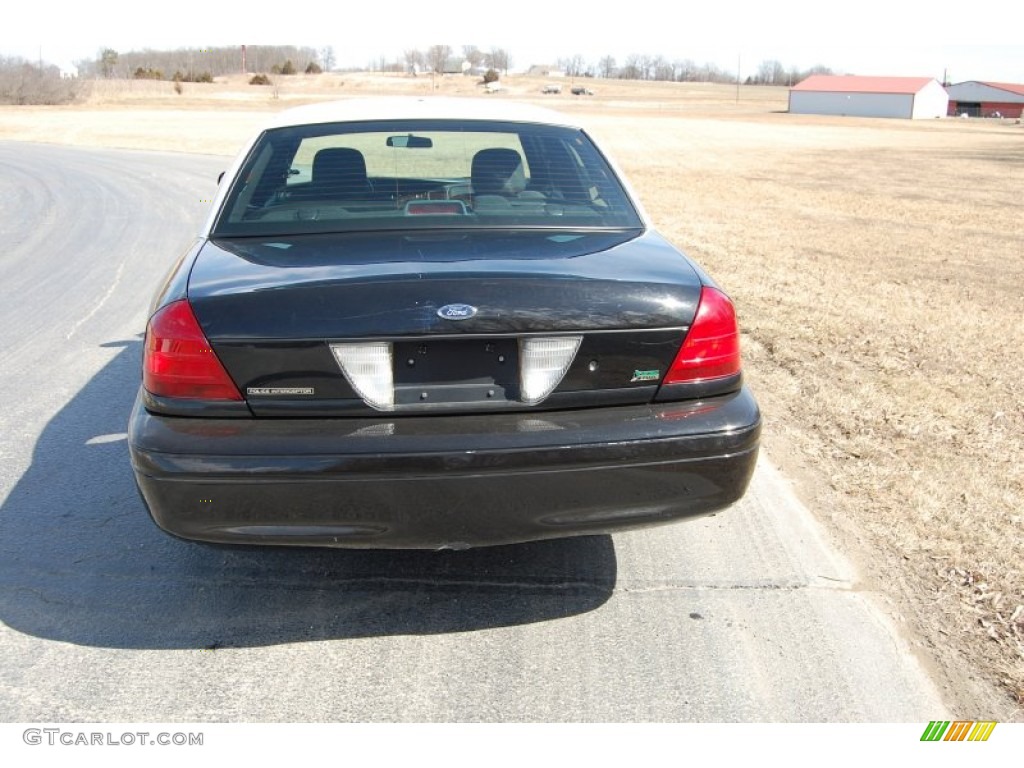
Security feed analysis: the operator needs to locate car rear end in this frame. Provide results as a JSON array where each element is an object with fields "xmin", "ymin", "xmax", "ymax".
[{"xmin": 128, "ymin": 103, "xmax": 760, "ymax": 548}]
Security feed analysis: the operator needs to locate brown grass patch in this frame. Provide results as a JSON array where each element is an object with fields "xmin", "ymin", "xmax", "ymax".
[
  {"xmin": 1, "ymin": 74, "xmax": 1021, "ymax": 715},
  {"xmin": 605, "ymin": 111, "xmax": 1024, "ymax": 714}
]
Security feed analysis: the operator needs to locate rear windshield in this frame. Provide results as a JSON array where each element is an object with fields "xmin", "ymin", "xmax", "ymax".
[{"xmin": 212, "ymin": 119, "xmax": 643, "ymax": 236}]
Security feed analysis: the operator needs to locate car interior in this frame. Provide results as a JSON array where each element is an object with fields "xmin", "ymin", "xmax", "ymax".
[{"xmin": 216, "ymin": 124, "xmax": 641, "ymax": 234}]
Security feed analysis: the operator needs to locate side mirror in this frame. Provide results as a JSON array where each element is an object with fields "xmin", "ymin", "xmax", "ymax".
[{"xmin": 217, "ymin": 171, "xmax": 225, "ymax": 185}]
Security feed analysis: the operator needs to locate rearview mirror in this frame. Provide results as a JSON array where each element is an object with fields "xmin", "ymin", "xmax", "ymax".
[{"xmin": 387, "ymin": 134, "xmax": 433, "ymax": 148}]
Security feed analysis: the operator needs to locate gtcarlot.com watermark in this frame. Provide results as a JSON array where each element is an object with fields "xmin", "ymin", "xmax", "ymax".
[{"xmin": 23, "ymin": 728, "xmax": 203, "ymax": 747}]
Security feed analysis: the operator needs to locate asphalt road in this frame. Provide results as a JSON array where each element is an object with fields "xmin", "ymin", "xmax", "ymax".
[{"xmin": 0, "ymin": 142, "xmax": 948, "ymax": 721}]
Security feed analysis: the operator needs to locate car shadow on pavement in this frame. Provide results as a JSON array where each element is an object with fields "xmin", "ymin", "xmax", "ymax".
[{"xmin": 0, "ymin": 341, "xmax": 616, "ymax": 650}]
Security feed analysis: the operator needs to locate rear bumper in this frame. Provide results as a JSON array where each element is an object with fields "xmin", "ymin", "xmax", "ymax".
[{"xmin": 129, "ymin": 387, "xmax": 761, "ymax": 549}]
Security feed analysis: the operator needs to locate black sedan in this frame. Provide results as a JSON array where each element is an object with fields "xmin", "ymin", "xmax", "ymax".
[{"xmin": 129, "ymin": 98, "xmax": 760, "ymax": 549}]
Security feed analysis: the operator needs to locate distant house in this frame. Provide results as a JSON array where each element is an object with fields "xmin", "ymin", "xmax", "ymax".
[
  {"xmin": 442, "ymin": 57, "xmax": 470, "ymax": 75},
  {"xmin": 945, "ymin": 81, "xmax": 1024, "ymax": 118},
  {"xmin": 789, "ymin": 75, "xmax": 949, "ymax": 119}
]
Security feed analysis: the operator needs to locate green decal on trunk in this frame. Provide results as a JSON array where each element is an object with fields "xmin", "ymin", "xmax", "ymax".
[{"xmin": 630, "ymin": 370, "xmax": 660, "ymax": 383}]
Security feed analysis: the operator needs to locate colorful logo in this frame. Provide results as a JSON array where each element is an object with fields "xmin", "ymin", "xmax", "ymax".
[
  {"xmin": 920, "ymin": 721, "xmax": 997, "ymax": 742},
  {"xmin": 630, "ymin": 369, "xmax": 661, "ymax": 383}
]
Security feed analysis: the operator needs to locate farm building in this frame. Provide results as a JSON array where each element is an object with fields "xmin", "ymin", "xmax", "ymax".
[
  {"xmin": 945, "ymin": 81, "xmax": 1024, "ymax": 117},
  {"xmin": 789, "ymin": 75, "xmax": 949, "ymax": 119}
]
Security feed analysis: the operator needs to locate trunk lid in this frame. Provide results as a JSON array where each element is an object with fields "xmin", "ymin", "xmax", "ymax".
[{"xmin": 187, "ymin": 230, "xmax": 703, "ymax": 416}]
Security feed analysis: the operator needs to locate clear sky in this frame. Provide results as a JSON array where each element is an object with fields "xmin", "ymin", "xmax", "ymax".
[{"xmin": 3, "ymin": 0, "xmax": 1022, "ymax": 83}]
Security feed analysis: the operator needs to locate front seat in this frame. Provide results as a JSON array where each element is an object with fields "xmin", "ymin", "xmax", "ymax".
[
  {"xmin": 308, "ymin": 147, "xmax": 372, "ymax": 199},
  {"xmin": 471, "ymin": 148, "xmax": 525, "ymax": 199}
]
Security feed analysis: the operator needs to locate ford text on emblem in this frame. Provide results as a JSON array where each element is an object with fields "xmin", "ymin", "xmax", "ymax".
[{"xmin": 437, "ymin": 303, "xmax": 478, "ymax": 320}]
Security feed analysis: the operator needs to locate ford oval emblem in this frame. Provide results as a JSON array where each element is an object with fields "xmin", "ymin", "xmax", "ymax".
[{"xmin": 437, "ymin": 303, "xmax": 478, "ymax": 321}]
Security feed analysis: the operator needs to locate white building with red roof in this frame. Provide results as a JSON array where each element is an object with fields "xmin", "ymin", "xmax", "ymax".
[
  {"xmin": 789, "ymin": 75, "xmax": 949, "ymax": 119},
  {"xmin": 945, "ymin": 81, "xmax": 1024, "ymax": 118}
]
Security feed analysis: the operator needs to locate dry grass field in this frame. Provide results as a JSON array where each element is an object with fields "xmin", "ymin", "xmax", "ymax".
[
  {"xmin": 616, "ymin": 109, "xmax": 1024, "ymax": 717},
  {"xmin": 2, "ymin": 72, "xmax": 1021, "ymax": 716}
]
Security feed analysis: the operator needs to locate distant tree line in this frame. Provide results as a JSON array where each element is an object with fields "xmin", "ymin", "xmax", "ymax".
[
  {"xmin": 366, "ymin": 46, "xmax": 833, "ymax": 86},
  {"xmin": 369, "ymin": 45, "xmax": 512, "ymax": 76},
  {"xmin": 75, "ymin": 45, "xmax": 332, "ymax": 81},
  {"xmin": 744, "ymin": 60, "xmax": 833, "ymax": 86},
  {"xmin": 13, "ymin": 42, "xmax": 835, "ymax": 93},
  {"xmin": 558, "ymin": 53, "xmax": 738, "ymax": 83},
  {"xmin": 550, "ymin": 54, "xmax": 833, "ymax": 85},
  {"xmin": 0, "ymin": 56, "xmax": 79, "ymax": 104}
]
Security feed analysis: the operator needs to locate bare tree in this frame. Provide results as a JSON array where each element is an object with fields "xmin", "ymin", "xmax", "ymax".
[
  {"xmin": 99, "ymin": 48, "xmax": 118, "ymax": 78},
  {"xmin": 320, "ymin": 46, "xmax": 336, "ymax": 72},
  {"xmin": 701, "ymin": 62, "xmax": 733, "ymax": 84},
  {"xmin": 620, "ymin": 54, "xmax": 642, "ymax": 80},
  {"xmin": 635, "ymin": 55, "xmax": 649, "ymax": 80},
  {"xmin": 675, "ymin": 58, "xmax": 696, "ymax": 82},
  {"xmin": 403, "ymin": 48, "xmax": 424, "ymax": 74},
  {"xmin": 0, "ymin": 56, "xmax": 79, "ymax": 104},
  {"xmin": 598, "ymin": 55, "xmax": 616, "ymax": 79},
  {"xmin": 462, "ymin": 45, "xmax": 484, "ymax": 70},
  {"xmin": 564, "ymin": 54, "xmax": 585, "ymax": 77},
  {"xmin": 427, "ymin": 44, "xmax": 452, "ymax": 74},
  {"xmin": 487, "ymin": 47, "xmax": 512, "ymax": 75},
  {"xmin": 755, "ymin": 59, "xmax": 786, "ymax": 85},
  {"xmin": 651, "ymin": 55, "xmax": 673, "ymax": 82}
]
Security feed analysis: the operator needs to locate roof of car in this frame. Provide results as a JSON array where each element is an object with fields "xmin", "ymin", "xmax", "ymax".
[{"xmin": 264, "ymin": 97, "xmax": 581, "ymax": 129}]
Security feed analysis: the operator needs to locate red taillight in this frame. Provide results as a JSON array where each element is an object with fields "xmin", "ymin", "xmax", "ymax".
[
  {"xmin": 663, "ymin": 286, "xmax": 741, "ymax": 384},
  {"xmin": 143, "ymin": 300, "xmax": 243, "ymax": 401}
]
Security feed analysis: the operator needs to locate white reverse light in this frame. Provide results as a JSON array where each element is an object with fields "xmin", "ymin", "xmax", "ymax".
[
  {"xmin": 519, "ymin": 336, "xmax": 582, "ymax": 405},
  {"xmin": 330, "ymin": 342, "xmax": 394, "ymax": 411}
]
